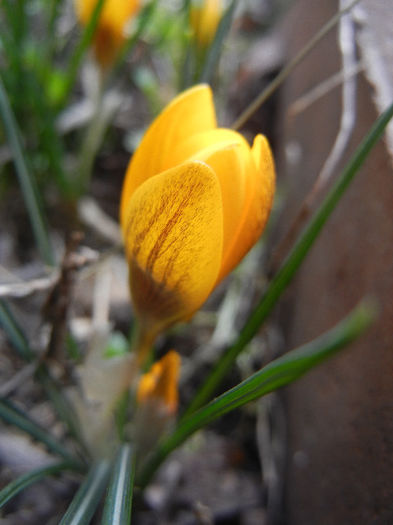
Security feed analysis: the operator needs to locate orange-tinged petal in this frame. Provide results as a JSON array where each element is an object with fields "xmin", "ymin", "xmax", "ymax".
[
  {"xmin": 169, "ymin": 128, "xmax": 250, "ymax": 167},
  {"xmin": 169, "ymin": 128, "xmax": 254, "ymax": 256},
  {"xmin": 189, "ymin": 143, "xmax": 246, "ymax": 256},
  {"xmin": 75, "ymin": 0, "xmax": 140, "ymax": 28},
  {"xmin": 120, "ymin": 85, "xmax": 217, "ymax": 230},
  {"xmin": 137, "ymin": 351, "xmax": 180, "ymax": 414},
  {"xmin": 218, "ymin": 134, "xmax": 275, "ymax": 282},
  {"xmin": 123, "ymin": 160, "xmax": 223, "ymax": 333}
]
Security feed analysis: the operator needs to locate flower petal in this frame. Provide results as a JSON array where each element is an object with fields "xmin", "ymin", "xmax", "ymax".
[
  {"xmin": 137, "ymin": 350, "xmax": 180, "ymax": 414},
  {"xmin": 190, "ymin": 143, "xmax": 247, "ymax": 256},
  {"xmin": 123, "ymin": 160, "xmax": 223, "ymax": 332},
  {"xmin": 169, "ymin": 128, "xmax": 255, "ymax": 256},
  {"xmin": 169, "ymin": 128, "xmax": 250, "ymax": 167},
  {"xmin": 120, "ymin": 85, "xmax": 217, "ymax": 231},
  {"xmin": 218, "ymin": 134, "xmax": 275, "ymax": 282}
]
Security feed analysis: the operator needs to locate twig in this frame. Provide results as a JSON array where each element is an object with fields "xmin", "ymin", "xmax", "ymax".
[
  {"xmin": 270, "ymin": 0, "xmax": 358, "ymax": 273},
  {"xmin": 78, "ymin": 197, "xmax": 123, "ymax": 246},
  {"xmin": 0, "ymin": 272, "xmax": 59, "ymax": 298},
  {"xmin": 288, "ymin": 61, "xmax": 363, "ymax": 118},
  {"xmin": 41, "ymin": 233, "xmax": 87, "ymax": 361},
  {"xmin": 231, "ymin": 0, "xmax": 361, "ymax": 131}
]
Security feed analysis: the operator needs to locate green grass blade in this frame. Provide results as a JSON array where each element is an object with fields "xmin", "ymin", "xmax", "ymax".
[
  {"xmin": 138, "ymin": 300, "xmax": 375, "ymax": 488},
  {"xmin": 184, "ymin": 100, "xmax": 393, "ymax": 416},
  {"xmin": 58, "ymin": 0, "xmax": 106, "ymax": 107},
  {"xmin": 112, "ymin": 0, "xmax": 159, "ymax": 77},
  {"xmin": 26, "ymin": 71, "xmax": 74, "ymax": 197},
  {"xmin": 45, "ymin": 0, "xmax": 63, "ymax": 66},
  {"xmin": 101, "ymin": 444, "xmax": 135, "ymax": 525},
  {"xmin": 60, "ymin": 460, "xmax": 110, "ymax": 525},
  {"xmin": 0, "ymin": 398, "xmax": 81, "ymax": 466},
  {"xmin": 0, "ymin": 75, "xmax": 54, "ymax": 265},
  {"xmin": 199, "ymin": 0, "xmax": 238, "ymax": 84},
  {"xmin": 0, "ymin": 300, "xmax": 88, "ymax": 455},
  {"xmin": 1, "ymin": 0, "xmax": 27, "ymax": 49},
  {"xmin": 35, "ymin": 366, "xmax": 90, "ymax": 459},
  {"xmin": 0, "ymin": 299, "xmax": 34, "ymax": 361},
  {"xmin": 0, "ymin": 461, "xmax": 76, "ymax": 508}
]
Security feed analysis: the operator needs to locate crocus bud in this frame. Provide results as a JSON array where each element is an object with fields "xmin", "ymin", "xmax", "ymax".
[
  {"xmin": 120, "ymin": 84, "xmax": 275, "ymax": 343},
  {"xmin": 74, "ymin": 0, "xmax": 140, "ymax": 68},
  {"xmin": 190, "ymin": 0, "xmax": 222, "ymax": 49},
  {"xmin": 137, "ymin": 350, "xmax": 180, "ymax": 414},
  {"xmin": 135, "ymin": 351, "xmax": 180, "ymax": 457}
]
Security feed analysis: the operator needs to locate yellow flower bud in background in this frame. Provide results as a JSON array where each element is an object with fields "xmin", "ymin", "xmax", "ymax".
[
  {"xmin": 74, "ymin": 0, "xmax": 140, "ymax": 68},
  {"xmin": 135, "ymin": 351, "xmax": 180, "ymax": 458},
  {"xmin": 120, "ymin": 84, "xmax": 275, "ymax": 343},
  {"xmin": 137, "ymin": 350, "xmax": 180, "ymax": 414},
  {"xmin": 190, "ymin": 0, "xmax": 223, "ymax": 49}
]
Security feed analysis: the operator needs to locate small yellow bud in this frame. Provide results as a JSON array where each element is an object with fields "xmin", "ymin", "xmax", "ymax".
[
  {"xmin": 137, "ymin": 351, "xmax": 180, "ymax": 414},
  {"xmin": 74, "ymin": 0, "xmax": 140, "ymax": 68},
  {"xmin": 190, "ymin": 0, "xmax": 223, "ymax": 49}
]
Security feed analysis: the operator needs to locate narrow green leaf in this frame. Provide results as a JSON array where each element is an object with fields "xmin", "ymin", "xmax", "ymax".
[
  {"xmin": 0, "ymin": 184, "xmax": 85, "ymax": 454},
  {"xmin": 111, "ymin": 0, "xmax": 159, "ymax": 77},
  {"xmin": 0, "ymin": 75, "xmax": 54, "ymax": 266},
  {"xmin": 0, "ymin": 299, "xmax": 34, "ymax": 361},
  {"xmin": 0, "ymin": 461, "xmax": 76, "ymax": 509},
  {"xmin": 57, "ymin": 0, "xmax": 106, "ymax": 107},
  {"xmin": 0, "ymin": 300, "xmax": 89, "ymax": 455},
  {"xmin": 44, "ymin": 0, "xmax": 63, "ymax": 66},
  {"xmin": 1, "ymin": 0, "xmax": 27, "ymax": 49},
  {"xmin": 199, "ymin": 0, "xmax": 237, "ymax": 84},
  {"xmin": 26, "ymin": 70, "xmax": 74, "ymax": 197},
  {"xmin": 138, "ymin": 300, "xmax": 375, "ymax": 488},
  {"xmin": 0, "ymin": 398, "xmax": 80, "ymax": 466},
  {"xmin": 35, "ymin": 366, "xmax": 90, "ymax": 459},
  {"xmin": 101, "ymin": 444, "xmax": 135, "ymax": 525},
  {"xmin": 60, "ymin": 460, "xmax": 110, "ymax": 525},
  {"xmin": 184, "ymin": 100, "xmax": 393, "ymax": 416}
]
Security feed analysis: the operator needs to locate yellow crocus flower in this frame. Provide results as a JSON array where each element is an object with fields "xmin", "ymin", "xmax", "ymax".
[
  {"xmin": 190, "ymin": 0, "xmax": 222, "ymax": 49},
  {"xmin": 120, "ymin": 84, "xmax": 275, "ymax": 344},
  {"xmin": 137, "ymin": 351, "xmax": 180, "ymax": 414},
  {"xmin": 74, "ymin": 0, "xmax": 140, "ymax": 68}
]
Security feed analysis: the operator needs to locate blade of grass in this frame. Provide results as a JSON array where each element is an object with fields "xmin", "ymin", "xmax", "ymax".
[
  {"xmin": 0, "ymin": 398, "xmax": 81, "ymax": 466},
  {"xmin": 45, "ymin": 0, "xmax": 64, "ymax": 66},
  {"xmin": 111, "ymin": 0, "xmax": 159, "ymax": 78},
  {"xmin": 26, "ymin": 70, "xmax": 74, "ymax": 197},
  {"xmin": 0, "ymin": 461, "xmax": 77, "ymax": 509},
  {"xmin": 0, "ymin": 75, "xmax": 54, "ymax": 265},
  {"xmin": 184, "ymin": 100, "xmax": 393, "ymax": 417},
  {"xmin": 35, "ymin": 366, "xmax": 90, "ymax": 459},
  {"xmin": 60, "ymin": 460, "xmax": 110, "ymax": 525},
  {"xmin": 138, "ymin": 300, "xmax": 375, "ymax": 488},
  {"xmin": 101, "ymin": 444, "xmax": 135, "ymax": 525},
  {"xmin": 1, "ymin": 0, "xmax": 27, "ymax": 51},
  {"xmin": 231, "ymin": 0, "xmax": 361, "ymax": 131},
  {"xmin": 0, "ymin": 299, "xmax": 34, "ymax": 361},
  {"xmin": 199, "ymin": 0, "xmax": 238, "ymax": 84},
  {"xmin": 57, "ymin": 0, "xmax": 106, "ymax": 108},
  {"xmin": 0, "ymin": 299, "xmax": 89, "ymax": 456}
]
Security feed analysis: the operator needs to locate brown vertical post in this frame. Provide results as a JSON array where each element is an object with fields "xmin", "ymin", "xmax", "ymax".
[{"xmin": 276, "ymin": 1, "xmax": 393, "ymax": 523}]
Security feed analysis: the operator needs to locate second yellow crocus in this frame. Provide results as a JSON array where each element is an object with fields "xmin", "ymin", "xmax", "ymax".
[
  {"xmin": 120, "ymin": 84, "xmax": 275, "ymax": 347},
  {"xmin": 74, "ymin": 0, "xmax": 140, "ymax": 68},
  {"xmin": 190, "ymin": 0, "xmax": 223, "ymax": 49}
]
